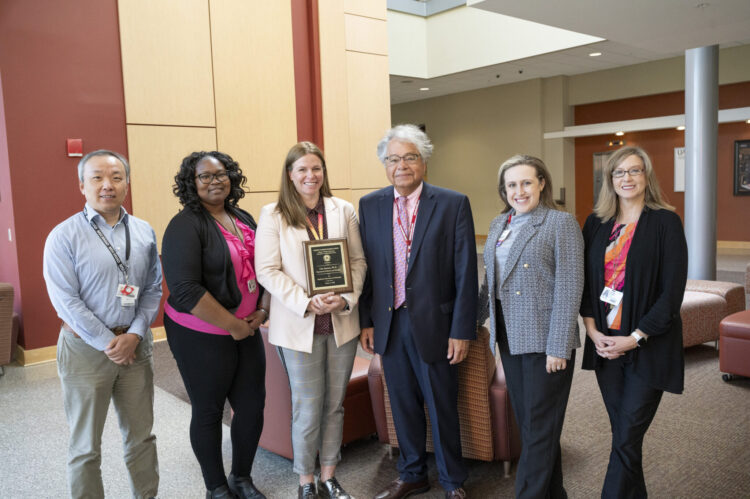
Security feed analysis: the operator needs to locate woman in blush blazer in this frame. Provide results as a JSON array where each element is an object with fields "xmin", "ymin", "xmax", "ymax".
[
  {"xmin": 254, "ymin": 142, "xmax": 366, "ymax": 499},
  {"xmin": 477, "ymin": 154, "xmax": 584, "ymax": 499}
]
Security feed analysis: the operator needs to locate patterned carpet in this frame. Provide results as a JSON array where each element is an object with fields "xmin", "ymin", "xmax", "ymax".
[{"xmin": 153, "ymin": 338, "xmax": 750, "ymax": 498}]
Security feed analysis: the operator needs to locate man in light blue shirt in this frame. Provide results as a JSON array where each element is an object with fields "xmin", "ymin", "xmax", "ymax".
[{"xmin": 43, "ymin": 150, "xmax": 162, "ymax": 499}]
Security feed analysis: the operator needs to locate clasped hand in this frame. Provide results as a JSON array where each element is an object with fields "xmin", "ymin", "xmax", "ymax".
[
  {"xmin": 105, "ymin": 333, "xmax": 140, "ymax": 365},
  {"xmin": 307, "ymin": 292, "xmax": 346, "ymax": 315},
  {"xmin": 589, "ymin": 330, "xmax": 636, "ymax": 359}
]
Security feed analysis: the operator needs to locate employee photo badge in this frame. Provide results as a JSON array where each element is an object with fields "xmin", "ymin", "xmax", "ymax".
[{"xmin": 116, "ymin": 283, "xmax": 140, "ymax": 307}]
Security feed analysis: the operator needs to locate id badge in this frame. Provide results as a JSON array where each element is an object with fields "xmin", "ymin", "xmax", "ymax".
[
  {"xmin": 116, "ymin": 284, "xmax": 139, "ymax": 307},
  {"xmin": 496, "ymin": 229, "xmax": 511, "ymax": 246},
  {"xmin": 599, "ymin": 286, "xmax": 623, "ymax": 307},
  {"xmin": 247, "ymin": 279, "xmax": 257, "ymax": 294}
]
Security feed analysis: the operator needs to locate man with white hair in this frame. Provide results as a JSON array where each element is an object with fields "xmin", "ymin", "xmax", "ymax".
[{"xmin": 359, "ymin": 125, "xmax": 478, "ymax": 499}]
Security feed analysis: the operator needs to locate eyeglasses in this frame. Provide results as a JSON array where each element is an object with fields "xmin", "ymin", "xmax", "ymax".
[
  {"xmin": 385, "ymin": 153, "xmax": 421, "ymax": 167},
  {"xmin": 612, "ymin": 168, "xmax": 644, "ymax": 178},
  {"xmin": 195, "ymin": 172, "xmax": 230, "ymax": 184}
]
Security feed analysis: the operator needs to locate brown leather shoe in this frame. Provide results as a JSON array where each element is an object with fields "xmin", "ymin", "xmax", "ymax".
[
  {"xmin": 445, "ymin": 488, "xmax": 467, "ymax": 499},
  {"xmin": 373, "ymin": 478, "xmax": 430, "ymax": 499}
]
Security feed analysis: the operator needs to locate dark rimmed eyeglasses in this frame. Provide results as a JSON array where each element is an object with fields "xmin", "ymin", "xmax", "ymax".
[
  {"xmin": 612, "ymin": 168, "xmax": 644, "ymax": 178},
  {"xmin": 195, "ymin": 172, "xmax": 230, "ymax": 184},
  {"xmin": 385, "ymin": 153, "xmax": 421, "ymax": 167}
]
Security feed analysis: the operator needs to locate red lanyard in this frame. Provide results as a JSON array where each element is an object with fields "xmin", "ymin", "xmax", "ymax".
[
  {"xmin": 396, "ymin": 197, "xmax": 420, "ymax": 248},
  {"xmin": 495, "ymin": 212, "xmax": 513, "ymax": 247},
  {"xmin": 306, "ymin": 212, "xmax": 324, "ymax": 240}
]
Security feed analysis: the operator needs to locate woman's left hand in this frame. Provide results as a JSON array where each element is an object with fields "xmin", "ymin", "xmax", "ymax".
[
  {"xmin": 596, "ymin": 335, "xmax": 637, "ymax": 358},
  {"xmin": 244, "ymin": 309, "xmax": 268, "ymax": 330},
  {"xmin": 546, "ymin": 355, "xmax": 568, "ymax": 374}
]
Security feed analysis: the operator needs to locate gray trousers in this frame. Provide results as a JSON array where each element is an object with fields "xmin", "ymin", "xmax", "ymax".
[
  {"xmin": 279, "ymin": 334, "xmax": 357, "ymax": 475},
  {"xmin": 57, "ymin": 328, "xmax": 158, "ymax": 499}
]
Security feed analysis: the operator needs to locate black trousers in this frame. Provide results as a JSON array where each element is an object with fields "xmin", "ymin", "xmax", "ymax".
[
  {"xmin": 165, "ymin": 315, "xmax": 266, "ymax": 490},
  {"xmin": 596, "ymin": 353, "xmax": 663, "ymax": 499},
  {"xmin": 497, "ymin": 308, "xmax": 574, "ymax": 499},
  {"xmin": 381, "ymin": 306, "xmax": 467, "ymax": 491}
]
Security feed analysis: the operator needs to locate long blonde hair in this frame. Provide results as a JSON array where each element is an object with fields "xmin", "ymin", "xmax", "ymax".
[
  {"xmin": 594, "ymin": 146, "xmax": 674, "ymax": 221},
  {"xmin": 276, "ymin": 142, "xmax": 333, "ymax": 228},
  {"xmin": 496, "ymin": 155, "xmax": 559, "ymax": 214}
]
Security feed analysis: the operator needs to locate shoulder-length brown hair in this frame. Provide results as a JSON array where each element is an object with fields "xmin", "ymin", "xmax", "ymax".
[
  {"xmin": 496, "ymin": 154, "xmax": 559, "ymax": 214},
  {"xmin": 594, "ymin": 146, "xmax": 674, "ymax": 222},
  {"xmin": 276, "ymin": 141, "xmax": 333, "ymax": 228}
]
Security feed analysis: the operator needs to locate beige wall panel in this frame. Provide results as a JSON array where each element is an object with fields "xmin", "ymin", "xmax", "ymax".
[
  {"xmin": 318, "ymin": 0, "xmax": 352, "ymax": 190},
  {"xmin": 347, "ymin": 52, "xmax": 391, "ymax": 190},
  {"xmin": 118, "ymin": 0, "xmax": 215, "ymax": 126},
  {"xmin": 351, "ymin": 188, "xmax": 381, "ymax": 213},
  {"xmin": 210, "ymin": 0, "xmax": 298, "ymax": 192},
  {"xmin": 127, "ymin": 125, "xmax": 217, "ymax": 249},
  {"xmin": 344, "ymin": 0, "xmax": 387, "ymax": 20},
  {"xmin": 239, "ymin": 192, "xmax": 280, "ymax": 221},
  {"xmin": 345, "ymin": 15, "xmax": 388, "ymax": 55},
  {"xmin": 331, "ymin": 189, "xmax": 353, "ymax": 204}
]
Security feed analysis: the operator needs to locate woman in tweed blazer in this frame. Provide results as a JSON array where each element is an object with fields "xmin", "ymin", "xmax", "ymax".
[{"xmin": 478, "ymin": 155, "xmax": 583, "ymax": 499}]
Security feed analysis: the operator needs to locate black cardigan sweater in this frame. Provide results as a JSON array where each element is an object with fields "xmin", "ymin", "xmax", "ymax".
[
  {"xmin": 162, "ymin": 205, "xmax": 258, "ymax": 314},
  {"xmin": 580, "ymin": 208, "xmax": 688, "ymax": 394}
]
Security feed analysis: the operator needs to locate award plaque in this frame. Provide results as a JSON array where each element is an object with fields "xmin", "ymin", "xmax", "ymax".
[{"xmin": 302, "ymin": 238, "xmax": 353, "ymax": 296}]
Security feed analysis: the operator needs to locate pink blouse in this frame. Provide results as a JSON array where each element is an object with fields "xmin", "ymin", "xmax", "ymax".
[{"xmin": 165, "ymin": 219, "xmax": 259, "ymax": 335}]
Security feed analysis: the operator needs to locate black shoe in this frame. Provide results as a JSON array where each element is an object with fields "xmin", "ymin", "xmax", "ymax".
[
  {"xmin": 206, "ymin": 484, "xmax": 238, "ymax": 499},
  {"xmin": 299, "ymin": 482, "xmax": 318, "ymax": 499},
  {"xmin": 228, "ymin": 473, "xmax": 266, "ymax": 499},
  {"xmin": 317, "ymin": 476, "xmax": 351, "ymax": 499}
]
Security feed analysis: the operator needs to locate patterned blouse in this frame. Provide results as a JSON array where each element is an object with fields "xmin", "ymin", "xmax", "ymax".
[{"xmin": 604, "ymin": 222, "xmax": 637, "ymax": 330}]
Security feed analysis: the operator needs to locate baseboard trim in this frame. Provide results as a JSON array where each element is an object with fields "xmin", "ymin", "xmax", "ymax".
[
  {"xmin": 717, "ymin": 241, "xmax": 750, "ymax": 250},
  {"xmin": 15, "ymin": 326, "xmax": 167, "ymax": 367}
]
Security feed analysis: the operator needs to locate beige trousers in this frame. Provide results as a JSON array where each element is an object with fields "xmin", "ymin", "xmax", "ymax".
[{"xmin": 57, "ymin": 328, "xmax": 158, "ymax": 499}]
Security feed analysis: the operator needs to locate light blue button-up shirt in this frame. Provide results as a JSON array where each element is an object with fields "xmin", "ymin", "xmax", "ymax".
[{"xmin": 43, "ymin": 203, "xmax": 162, "ymax": 351}]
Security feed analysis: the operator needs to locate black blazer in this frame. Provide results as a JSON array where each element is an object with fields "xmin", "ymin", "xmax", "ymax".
[
  {"xmin": 162, "ymin": 205, "xmax": 258, "ymax": 314},
  {"xmin": 358, "ymin": 182, "xmax": 478, "ymax": 363},
  {"xmin": 580, "ymin": 208, "xmax": 688, "ymax": 393}
]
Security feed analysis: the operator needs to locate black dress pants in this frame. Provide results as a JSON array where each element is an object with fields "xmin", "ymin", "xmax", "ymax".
[
  {"xmin": 165, "ymin": 314, "xmax": 266, "ymax": 490},
  {"xmin": 595, "ymin": 353, "xmax": 663, "ymax": 499},
  {"xmin": 497, "ymin": 308, "xmax": 574, "ymax": 499}
]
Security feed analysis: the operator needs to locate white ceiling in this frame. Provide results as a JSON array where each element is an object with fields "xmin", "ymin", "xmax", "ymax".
[{"xmin": 390, "ymin": 0, "xmax": 750, "ymax": 104}]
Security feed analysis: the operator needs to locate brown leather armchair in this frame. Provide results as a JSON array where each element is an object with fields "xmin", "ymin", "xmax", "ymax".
[
  {"xmin": 0, "ymin": 283, "xmax": 18, "ymax": 374},
  {"xmin": 257, "ymin": 326, "xmax": 377, "ymax": 460},
  {"xmin": 367, "ymin": 326, "xmax": 521, "ymax": 476}
]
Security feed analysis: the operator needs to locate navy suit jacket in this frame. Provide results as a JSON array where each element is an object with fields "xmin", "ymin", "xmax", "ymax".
[{"xmin": 358, "ymin": 182, "xmax": 478, "ymax": 363}]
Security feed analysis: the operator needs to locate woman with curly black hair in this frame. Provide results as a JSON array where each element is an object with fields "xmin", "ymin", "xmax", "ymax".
[{"xmin": 162, "ymin": 151, "xmax": 269, "ymax": 499}]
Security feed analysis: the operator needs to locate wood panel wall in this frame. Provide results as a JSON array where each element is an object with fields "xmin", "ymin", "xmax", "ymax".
[
  {"xmin": 118, "ymin": 0, "xmax": 299, "ymax": 243},
  {"xmin": 319, "ymin": 0, "xmax": 392, "ymax": 203}
]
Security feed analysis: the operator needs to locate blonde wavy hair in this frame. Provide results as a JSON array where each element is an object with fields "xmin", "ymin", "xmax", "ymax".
[{"xmin": 594, "ymin": 146, "xmax": 674, "ymax": 222}]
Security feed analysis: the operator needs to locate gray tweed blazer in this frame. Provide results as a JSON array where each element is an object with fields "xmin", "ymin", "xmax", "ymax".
[{"xmin": 477, "ymin": 206, "xmax": 584, "ymax": 358}]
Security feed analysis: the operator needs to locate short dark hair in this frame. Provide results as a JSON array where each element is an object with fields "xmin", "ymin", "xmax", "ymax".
[
  {"xmin": 172, "ymin": 151, "xmax": 247, "ymax": 212},
  {"xmin": 78, "ymin": 150, "xmax": 130, "ymax": 182}
]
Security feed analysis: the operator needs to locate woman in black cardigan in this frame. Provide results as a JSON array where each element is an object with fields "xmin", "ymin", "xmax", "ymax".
[
  {"xmin": 162, "ymin": 151, "xmax": 269, "ymax": 499},
  {"xmin": 581, "ymin": 146, "xmax": 687, "ymax": 498}
]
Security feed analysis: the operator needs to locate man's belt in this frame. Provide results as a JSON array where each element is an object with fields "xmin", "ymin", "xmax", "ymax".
[{"xmin": 61, "ymin": 322, "xmax": 130, "ymax": 339}]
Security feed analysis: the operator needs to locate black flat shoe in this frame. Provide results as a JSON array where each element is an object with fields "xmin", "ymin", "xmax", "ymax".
[
  {"xmin": 206, "ymin": 484, "xmax": 238, "ymax": 499},
  {"xmin": 228, "ymin": 473, "xmax": 266, "ymax": 499},
  {"xmin": 317, "ymin": 476, "xmax": 352, "ymax": 499},
  {"xmin": 299, "ymin": 482, "xmax": 318, "ymax": 499}
]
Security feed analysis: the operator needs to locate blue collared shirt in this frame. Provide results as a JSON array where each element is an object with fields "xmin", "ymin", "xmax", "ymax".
[{"xmin": 43, "ymin": 203, "xmax": 163, "ymax": 351}]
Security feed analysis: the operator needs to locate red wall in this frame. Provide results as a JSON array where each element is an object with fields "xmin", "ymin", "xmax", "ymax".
[
  {"xmin": 574, "ymin": 81, "xmax": 750, "ymax": 243},
  {"xmin": 0, "ymin": 0, "xmax": 130, "ymax": 349}
]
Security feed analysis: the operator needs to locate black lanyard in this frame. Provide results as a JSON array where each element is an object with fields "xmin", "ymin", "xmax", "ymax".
[{"xmin": 82, "ymin": 206, "xmax": 130, "ymax": 283}]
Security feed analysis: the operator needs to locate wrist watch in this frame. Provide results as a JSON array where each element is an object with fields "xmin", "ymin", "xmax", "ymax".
[{"xmin": 630, "ymin": 331, "xmax": 646, "ymax": 347}]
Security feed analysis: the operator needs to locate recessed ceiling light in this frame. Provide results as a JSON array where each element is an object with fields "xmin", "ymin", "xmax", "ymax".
[
  {"xmin": 419, "ymin": 87, "xmax": 430, "ymax": 91},
  {"xmin": 589, "ymin": 52, "xmax": 602, "ymax": 57},
  {"xmin": 615, "ymin": 131, "xmax": 624, "ymax": 136},
  {"xmin": 677, "ymin": 126, "xmax": 686, "ymax": 131}
]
